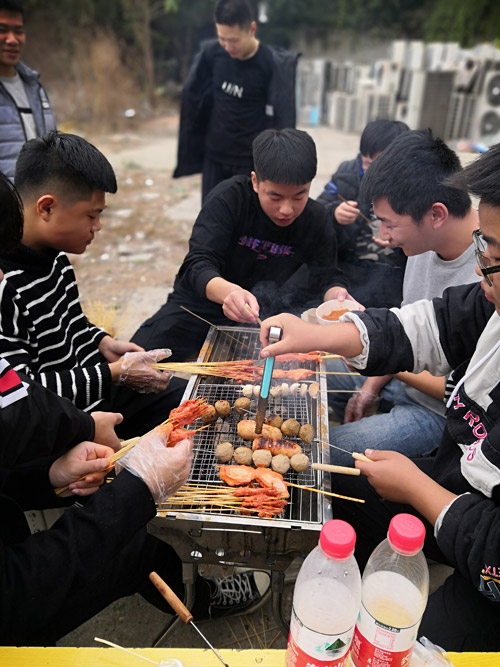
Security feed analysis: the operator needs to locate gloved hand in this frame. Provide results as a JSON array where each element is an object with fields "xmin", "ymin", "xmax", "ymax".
[
  {"xmin": 344, "ymin": 389, "xmax": 381, "ymax": 424},
  {"xmin": 117, "ymin": 348, "xmax": 172, "ymax": 394},
  {"xmin": 116, "ymin": 428, "xmax": 193, "ymax": 504}
]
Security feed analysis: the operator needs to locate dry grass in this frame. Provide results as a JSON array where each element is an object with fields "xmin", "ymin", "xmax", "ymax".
[{"xmin": 83, "ymin": 299, "xmax": 122, "ymax": 337}]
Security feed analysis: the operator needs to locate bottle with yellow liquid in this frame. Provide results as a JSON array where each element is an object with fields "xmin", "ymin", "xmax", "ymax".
[{"xmin": 350, "ymin": 514, "xmax": 429, "ymax": 667}]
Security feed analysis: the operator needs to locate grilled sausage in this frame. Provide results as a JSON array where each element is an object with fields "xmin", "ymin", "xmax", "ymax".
[
  {"xmin": 252, "ymin": 437, "xmax": 303, "ymax": 458},
  {"xmin": 237, "ymin": 419, "xmax": 282, "ymax": 441}
]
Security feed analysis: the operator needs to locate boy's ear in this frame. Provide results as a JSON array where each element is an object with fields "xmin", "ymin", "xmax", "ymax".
[
  {"xmin": 430, "ymin": 202, "xmax": 448, "ymax": 230},
  {"xmin": 37, "ymin": 194, "xmax": 57, "ymax": 221},
  {"xmin": 251, "ymin": 171, "xmax": 259, "ymax": 194}
]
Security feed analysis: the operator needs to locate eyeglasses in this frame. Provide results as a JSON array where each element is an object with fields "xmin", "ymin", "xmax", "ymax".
[{"xmin": 473, "ymin": 229, "xmax": 500, "ymax": 287}]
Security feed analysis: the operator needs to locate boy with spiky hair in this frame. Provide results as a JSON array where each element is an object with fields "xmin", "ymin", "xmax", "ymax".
[
  {"xmin": 0, "ymin": 130, "xmax": 185, "ymax": 439},
  {"xmin": 134, "ymin": 127, "xmax": 353, "ymax": 361}
]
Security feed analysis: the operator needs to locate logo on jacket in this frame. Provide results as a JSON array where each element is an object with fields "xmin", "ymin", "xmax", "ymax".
[
  {"xmin": 238, "ymin": 235, "xmax": 294, "ymax": 260},
  {"xmin": 221, "ymin": 81, "xmax": 243, "ymax": 98},
  {"xmin": 480, "ymin": 565, "xmax": 500, "ymax": 602}
]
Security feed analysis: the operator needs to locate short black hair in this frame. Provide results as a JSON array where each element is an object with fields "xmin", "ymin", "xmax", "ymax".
[
  {"xmin": 359, "ymin": 119, "xmax": 409, "ymax": 158},
  {"xmin": 253, "ymin": 128, "xmax": 317, "ymax": 185},
  {"xmin": 0, "ymin": 170, "xmax": 23, "ymax": 251},
  {"xmin": 359, "ymin": 130, "xmax": 471, "ymax": 222},
  {"xmin": 14, "ymin": 131, "xmax": 117, "ymax": 204},
  {"xmin": 215, "ymin": 0, "xmax": 255, "ymax": 29},
  {"xmin": 0, "ymin": 1, "xmax": 24, "ymax": 15},
  {"xmin": 449, "ymin": 143, "xmax": 500, "ymax": 208}
]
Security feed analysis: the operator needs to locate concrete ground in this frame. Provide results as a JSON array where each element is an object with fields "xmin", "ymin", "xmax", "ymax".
[{"xmin": 56, "ymin": 123, "xmax": 455, "ymax": 652}]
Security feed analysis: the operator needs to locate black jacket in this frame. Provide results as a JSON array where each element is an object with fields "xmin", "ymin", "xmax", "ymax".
[
  {"xmin": 0, "ymin": 358, "xmax": 157, "ymax": 643},
  {"xmin": 348, "ymin": 282, "xmax": 500, "ymax": 602},
  {"xmin": 172, "ymin": 175, "xmax": 347, "ymax": 312},
  {"xmin": 174, "ymin": 39, "xmax": 298, "ymax": 178},
  {"xmin": 317, "ymin": 154, "xmax": 372, "ymax": 253}
]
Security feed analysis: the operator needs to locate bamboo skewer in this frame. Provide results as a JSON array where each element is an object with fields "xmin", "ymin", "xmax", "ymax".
[
  {"xmin": 245, "ymin": 302, "xmax": 263, "ymax": 326},
  {"xmin": 179, "ymin": 304, "xmax": 250, "ymax": 349},
  {"xmin": 286, "ymin": 481, "xmax": 364, "ymax": 503},
  {"xmin": 337, "ymin": 192, "xmax": 372, "ymax": 225}
]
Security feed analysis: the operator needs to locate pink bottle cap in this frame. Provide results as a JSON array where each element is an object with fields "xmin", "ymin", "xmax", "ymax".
[
  {"xmin": 388, "ymin": 514, "xmax": 426, "ymax": 554},
  {"xmin": 320, "ymin": 519, "xmax": 356, "ymax": 559}
]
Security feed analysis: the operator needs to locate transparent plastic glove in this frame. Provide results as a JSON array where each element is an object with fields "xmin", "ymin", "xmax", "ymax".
[
  {"xmin": 412, "ymin": 637, "xmax": 453, "ymax": 666},
  {"xmin": 344, "ymin": 389, "xmax": 381, "ymax": 423},
  {"xmin": 117, "ymin": 348, "xmax": 172, "ymax": 394},
  {"xmin": 116, "ymin": 429, "xmax": 193, "ymax": 504}
]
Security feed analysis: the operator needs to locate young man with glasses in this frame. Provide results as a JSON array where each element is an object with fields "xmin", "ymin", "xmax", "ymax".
[{"xmin": 257, "ymin": 143, "xmax": 500, "ymax": 651}]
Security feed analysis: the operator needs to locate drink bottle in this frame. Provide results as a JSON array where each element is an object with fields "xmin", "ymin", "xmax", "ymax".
[
  {"xmin": 350, "ymin": 513, "xmax": 429, "ymax": 667},
  {"xmin": 286, "ymin": 519, "xmax": 362, "ymax": 667}
]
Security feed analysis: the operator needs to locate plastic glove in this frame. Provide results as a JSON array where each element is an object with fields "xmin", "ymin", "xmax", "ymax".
[
  {"xmin": 116, "ymin": 428, "xmax": 193, "ymax": 504},
  {"xmin": 344, "ymin": 389, "xmax": 381, "ymax": 423},
  {"xmin": 117, "ymin": 348, "xmax": 172, "ymax": 394}
]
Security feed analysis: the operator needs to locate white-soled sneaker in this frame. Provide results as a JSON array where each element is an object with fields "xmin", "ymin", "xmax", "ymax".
[{"xmin": 205, "ymin": 570, "xmax": 271, "ymax": 618}]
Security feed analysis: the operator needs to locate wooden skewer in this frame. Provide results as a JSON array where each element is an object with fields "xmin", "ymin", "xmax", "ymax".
[
  {"xmin": 286, "ymin": 481, "xmax": 364, "ymax": 503},
  {"xmin": 337, "ymin": 192, "xmax": 372, "ymax": 225},
  {"xmin": 245, "ymin": 302, "xmax": 262, "ymax": 326},
  {"xmin": 179, "ymin": 304, "xmax": 249, "ymax": 348},
  {"xmin": 312, "ymin": 462, "xmax": 361, "ymax": 476}
]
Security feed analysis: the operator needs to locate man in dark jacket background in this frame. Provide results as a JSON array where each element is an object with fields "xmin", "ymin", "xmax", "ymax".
[
  {"xmin": 0, "ymin": 0, "xmax": 56, "ymax": 181},
  {"xmin": 174, "ymin": 0, "xmax": 297, "ymax": 202}
]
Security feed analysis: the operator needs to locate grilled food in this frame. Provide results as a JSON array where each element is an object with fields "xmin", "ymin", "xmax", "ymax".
[
  {"xmin": 215, "ymin": 400, "xmax": 231, "ymax": 417},
  {"xmin": 252, "ymin": 449, "xmax": 272, "ymax": 468},
  {"xmin": 252, "ymin": 437, "xmax": 302, "ymax": 458},
  {"xmin": 215, "ymin": 441, "xmax": 234, "ymax": 462},
  {"xmin": 233, "ymin": 445, "xmax": 253, "ymax": 465},
  {"xmin": 237, "ymin": 419, "xmax": 282, "ymax": 441},
  {"xmin": 299, "ymin": 423, "xmax": 315, "ymax": 444},
  {"xmin": 281, "ymin": 418, "xmax": 300, "ymax": 437},
  {"xmin": 271, "ymin": 454, "xmax": 290, "ymax": 474},
  {"xmin": 290, "ymin": 453, "xmax": 310, "ymax": 472}
]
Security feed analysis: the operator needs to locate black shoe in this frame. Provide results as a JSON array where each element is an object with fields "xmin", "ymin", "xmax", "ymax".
[{"xmin": 204, "ymin": 570, "xmax": 271, "ymax": 618}]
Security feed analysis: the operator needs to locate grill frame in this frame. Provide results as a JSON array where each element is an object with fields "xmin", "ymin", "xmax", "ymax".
[
  {"xmin": 149, "ymin": 325, "xmax": 333, "ymax": 638},
  {"xmin": 156, "ymin": 325, "xmax": 333, "ymax": 530}
]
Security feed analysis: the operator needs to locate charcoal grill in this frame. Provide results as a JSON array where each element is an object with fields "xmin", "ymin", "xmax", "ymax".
[{"xmin": 148, "ymin": 325, "xmax": 333, "ymax": 638}]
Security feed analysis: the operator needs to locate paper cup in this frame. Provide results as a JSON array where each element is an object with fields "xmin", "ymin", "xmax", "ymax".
[{"xmin": 316, "ymin": 299, "xmax": 359, "ymax": 325}]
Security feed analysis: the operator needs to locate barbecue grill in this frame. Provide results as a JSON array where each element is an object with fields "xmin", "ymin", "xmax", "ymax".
[{"xmin": 148, "ymin": 325, "xmax": 333, "ymax": 639}]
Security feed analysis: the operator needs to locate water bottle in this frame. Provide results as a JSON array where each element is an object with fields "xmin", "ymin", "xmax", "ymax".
[
  {"xmin": 286, "ymin": 519, "xmax": 362, "ymax": 667},
  {"xmin": 350, "ymin": 513, "xmax": 429, "ymax": 667}
]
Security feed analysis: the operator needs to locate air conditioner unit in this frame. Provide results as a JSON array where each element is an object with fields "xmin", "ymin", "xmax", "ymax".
[
  {"xmin": 326, "ymin": 92, "xmax": 363, "ymax": 132},
  {"xmin": 395, "ymin": 70, "xmax": 455, "ymax": 137},
  {"xmin": 470, "ymin": 71, "xmax": 500, "ymax": 141},
  {"xmin": 425, "ymin": 43, "xmax": 446, "ymax": 71},
  {"xmin": 404, "ymin": 41, "xmax": 425, "ymax": 71},
  {"xmin": 454, "ymin": 56, "xmax": 480, "ymax": 93},
  {"xmin": 374, "ymin": 60, "xmax": 401, "ymax": 93},
  {"xmin": 445, "ymin": 93, "xmax": 477, "ymax": 140}
]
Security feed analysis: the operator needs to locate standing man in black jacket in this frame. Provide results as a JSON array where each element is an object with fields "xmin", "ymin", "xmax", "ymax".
[
  {"xmin": 174, "ymin": 0, "xmax": 297, "ymax": 202},
  {"xmin": 134, "ymin": 128, "xmax": 354, "ymax": 361}
]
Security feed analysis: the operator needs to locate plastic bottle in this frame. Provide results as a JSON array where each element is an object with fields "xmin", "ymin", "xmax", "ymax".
[
  {"xmin": 286, "ymin": 519, "xmax": 362, "ymax": 667},
  {"xmin": 350, "ymin": 513, "xmax": 429, "ymax": 667}
]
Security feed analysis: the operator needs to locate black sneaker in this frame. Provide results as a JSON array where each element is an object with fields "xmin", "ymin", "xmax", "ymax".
[{"xmin": 205, "ymin": 570, "xmax": 271, "ymax": 618}]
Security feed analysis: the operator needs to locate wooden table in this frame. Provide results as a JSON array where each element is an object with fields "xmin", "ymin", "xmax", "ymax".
[{"xmin": 1, "ymin": 647, "xmax": 499, "ymax": 666}]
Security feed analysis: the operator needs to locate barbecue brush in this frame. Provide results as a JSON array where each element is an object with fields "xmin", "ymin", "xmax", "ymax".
[{"xmin": 149, "ymin": 572, "xmax": 229, "ymax": 667}]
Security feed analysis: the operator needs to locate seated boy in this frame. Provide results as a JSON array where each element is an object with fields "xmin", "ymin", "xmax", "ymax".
[
  {"xmin": 317, "ymin": 119, "xmax": 409, "ymax": 308},
  {"xmin": 260, "ymin": 144, "xmax": 500, "ymax": 651},
  {"xmin": 326, "ymin": 130, "xmax": 480, "ymax": 465},
  {"xmin": 133, "ymin": 127, "xmax": 354, "ymax": 361},
  {"xmin": 0, "ymin": 171, "xmax": 269, "ymax": 644},
  {"xmin": 0, "ymin": 131, "xmax": 186, "ymax": 440}
]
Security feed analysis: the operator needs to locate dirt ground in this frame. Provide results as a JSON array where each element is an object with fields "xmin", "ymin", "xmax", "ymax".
[{"xmin": 71, "ymin": 114, "xmax": 199, "ymax": 336}]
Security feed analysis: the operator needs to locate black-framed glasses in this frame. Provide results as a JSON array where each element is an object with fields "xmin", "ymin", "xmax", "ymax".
[{"xmin": 473, "ymin": 229, "xmax": 500, "ymax": 286}]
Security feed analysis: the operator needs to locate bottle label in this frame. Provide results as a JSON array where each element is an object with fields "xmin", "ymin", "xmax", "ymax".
[
  {"xmin": 286, "ymin": 606, "xmax": 354, "ymax": 667},
  {"xmin": 351, "ymin": 605, "xmax": 419, "ymax": 667}
]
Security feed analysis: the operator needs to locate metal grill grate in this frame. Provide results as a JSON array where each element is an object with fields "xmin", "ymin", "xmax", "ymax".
[{"xmin": 157, "ymin": 325, "xmax": 332, "ymax": 529}]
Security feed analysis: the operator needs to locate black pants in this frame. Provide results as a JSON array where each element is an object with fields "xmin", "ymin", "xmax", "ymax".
[
  {"xmin": 202, "ymin": 156, "xmax": 253, "ymax": 202},
  {"xmin": 131, "ymin": 295, "xmax": 237, "ymax": 363},
  {"xmin": 11, "ymin": 530, "xmax": 211, "ymax": 646},
  {"xmin": 98, "ymin": 376, "xmax": 187, "ymax": 440},
  {"xmin": 332, "ymin": 460, "xmax": 500, "ymax": 651}
]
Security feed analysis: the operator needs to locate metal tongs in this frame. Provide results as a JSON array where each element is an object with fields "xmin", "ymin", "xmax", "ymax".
[{"xmin": 255, "ymin": 325, "xmax": 282, "ymax": 435}]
